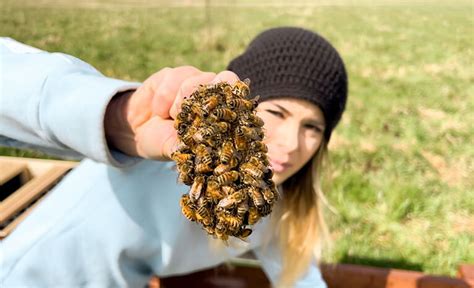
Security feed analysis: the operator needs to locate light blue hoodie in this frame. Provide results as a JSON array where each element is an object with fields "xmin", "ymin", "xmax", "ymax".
[{"xmin": 0, "ymin": 38, "xmax": 326, "ymax": 288}]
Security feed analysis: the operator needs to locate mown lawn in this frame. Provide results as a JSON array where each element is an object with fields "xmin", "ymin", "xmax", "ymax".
[{"xmin": 1, "ymin": 0, "xmax": 472, "ymax": 276}]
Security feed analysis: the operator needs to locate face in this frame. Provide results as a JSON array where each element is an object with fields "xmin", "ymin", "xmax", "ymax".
[{"xmin": 256, "ymin": 98, "xmax": 326, "ymax": 186}]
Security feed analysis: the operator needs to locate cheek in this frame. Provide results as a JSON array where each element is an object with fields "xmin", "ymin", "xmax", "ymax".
[
  {"xmin": 302, "ymin": 136, "xmax": 321, "ymax": 160},
  {"xmin": 257, "ymin": 113, "xmax": 277, "ymax": 141}
]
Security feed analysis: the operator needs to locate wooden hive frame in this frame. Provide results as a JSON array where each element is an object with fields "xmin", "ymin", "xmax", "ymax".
[{"xmin": 0, "ymin": 156, "xmax": 77, "ymax": 239}]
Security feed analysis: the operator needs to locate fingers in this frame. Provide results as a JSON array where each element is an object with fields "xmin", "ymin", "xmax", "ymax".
[
  {"xmin": 170, "ymin": 70, "xmax": 240, "ymax": 119},
  {"xmin": 151, "ymin": 66, "xmax": 202, "ymax": 118},
  {"xmin": 135, "ymin": 117, "xmax": 177, "ymax": 161},
  {"xmin": 170, "ymin": 72, "xmax": 216, "ymax": 119},
  {"xmin": 147, "ymin": 66, "xmax": 240, "ymax": 120},
  {"xmin": 211, "ymin": 70, "xmax": 240, "ymax": 85}
]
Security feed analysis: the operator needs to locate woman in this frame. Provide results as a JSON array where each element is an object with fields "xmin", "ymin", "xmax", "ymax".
[
  {"xmin": 0, "ymin": 27, "xmax": 347, "ymax": 288},
  {"xmin": 228, "ymin": 27, "xmax": 348, "ymax": 287}
]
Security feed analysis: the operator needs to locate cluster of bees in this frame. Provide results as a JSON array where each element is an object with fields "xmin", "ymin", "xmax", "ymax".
[{"xmin": 172, "ymin": 79, "xmax": 279, "ymax": 241}]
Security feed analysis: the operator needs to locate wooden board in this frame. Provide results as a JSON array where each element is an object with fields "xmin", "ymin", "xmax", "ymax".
[{"xmin": 0, "ymin": 156, "xmax": 77, "ymax": 239}]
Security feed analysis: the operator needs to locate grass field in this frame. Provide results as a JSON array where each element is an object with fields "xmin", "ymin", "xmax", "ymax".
[{"xmin": 1, "ymin": 0, "xmax": 473, "ymax": 276}]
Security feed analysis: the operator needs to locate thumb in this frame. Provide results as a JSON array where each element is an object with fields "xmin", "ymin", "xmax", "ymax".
[{"xmin": 135, "ymin": 117, "xmax": 178, "ymax": 161}]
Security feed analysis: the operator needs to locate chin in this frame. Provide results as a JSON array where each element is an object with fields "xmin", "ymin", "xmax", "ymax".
[{"xmin": 272, "ymin": 173, "xmax": 288, "ymax": 186}]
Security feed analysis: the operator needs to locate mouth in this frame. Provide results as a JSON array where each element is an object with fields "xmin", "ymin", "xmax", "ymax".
[{"xmin": 269, "ymin": 159, "xmax": 292, "ymax": 173}]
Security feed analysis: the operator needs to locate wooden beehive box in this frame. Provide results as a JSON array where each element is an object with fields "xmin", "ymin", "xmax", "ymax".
[
  {"xmin": 150, "ymin": 261, "xmax": 474, "ymax": 288},
  {"xmin": 0, "ymin": 156, "xmax": 77, "ymax": 239}
]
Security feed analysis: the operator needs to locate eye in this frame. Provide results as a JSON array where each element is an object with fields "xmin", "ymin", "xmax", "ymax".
[
  {"xmin": 304, "ymin": 123, "xmax": 323, "ymax": 133},
  {"xmin": 266, "ymin": 109, "xmax": 284, "ymax": 118}
]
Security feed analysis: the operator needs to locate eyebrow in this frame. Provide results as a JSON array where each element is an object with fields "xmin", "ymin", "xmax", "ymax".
[
  {"xmin": 272, "ymin": 103, "xmax": 325, "ymax": 127},
  {"xmin": 273, "ymin": 103, "xmax": 291, "ymax": 115}
]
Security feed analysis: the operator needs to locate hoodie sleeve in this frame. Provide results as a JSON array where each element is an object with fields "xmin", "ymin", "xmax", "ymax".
[{"xmin": 0, "ymin": 37, "xmax": 141, "ymax": 166}]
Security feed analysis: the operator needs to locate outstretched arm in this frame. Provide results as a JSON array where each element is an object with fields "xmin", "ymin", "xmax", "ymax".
[
  {"xmin": 0, "ymin": 38, "xmax": 239, "ymax": 165},
  {"xmin": 0, "ymin": 37, "xmax": 140, "ymax": 165}
]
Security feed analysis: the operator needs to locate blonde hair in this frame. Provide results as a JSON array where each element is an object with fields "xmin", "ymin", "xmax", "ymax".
[{"xmin": 270, "ymin": 139, "xmax": 331, "ymax": 287}]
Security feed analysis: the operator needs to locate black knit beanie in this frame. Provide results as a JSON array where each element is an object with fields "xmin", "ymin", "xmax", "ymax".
[{"xmin": 227, "ymin": 27, "xmax": 348, "ymax": 141}]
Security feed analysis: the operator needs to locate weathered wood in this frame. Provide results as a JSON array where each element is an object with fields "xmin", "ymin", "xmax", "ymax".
[
  {"xmin": 458, "ymin": 264, "xmax": 474, "ymax": 287},
  {"xmin": 151, "ymin": 263, "xmax": 473, "ymax": 288},
  {"xmin": 0, "ymin": 162, "xmax": 30, "ymax": 185},
  {"xmin": 0, "ymin": 156, "xmax": 77, "ymax": 239}
]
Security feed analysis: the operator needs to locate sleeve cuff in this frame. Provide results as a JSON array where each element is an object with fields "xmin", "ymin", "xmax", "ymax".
[{"xmin": 41, "ymin": 68, "xmax": 142, "ymax": 167}]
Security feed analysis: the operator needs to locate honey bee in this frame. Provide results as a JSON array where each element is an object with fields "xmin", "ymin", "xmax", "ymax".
[
  {"xmin": 247, "ymin": 187, "xmax": 265, "ymax": 208},
  {"xmin": 247, "ymin": 206, "xmax": 261, "ymax": 225},
  {"xmin": 175, "ymin": 142, "xmax": 191, "ymax": 153},
  {"xmin": 227, "ymin": 98, "xmax": 253, "ymax": 111},
  {"xmin": 219, "ymin": 141, "xmax": 234, "ymax": 164},
  {"xmin": 208, "ymin": 122, "xmax": 230, "ymax": 135},
  {"xmin": 221, "ymin": 185, "xmax": 236, "ymax": 196},
  {"xmin": 215, "ymin": 221, "xmax": 229, "ymax": 241},
  {"xmin": 199, "ymin": 83, "xmax": 222, "ymax": 97},
  {"xmin": 240, "ymin": 126, "xmax": 263, "ymax": 141},
  {"xmin": 193, "ymin": 123, "xmax": 229, "ymax": 143},
  {"xmin": 249, "ymin": 141, "xmax": 268, "ymax": 153},
  {"xmin": 228, "ymin": 95, "xmax": 260, "ymax": 111},
  {"xmin": 175, "ymin": 111, "xmax": 189, "ymax": 122},
  {"xmin": 196, "ymin": 162, "xmax": 213, "ymax": 174},
  {"xmin": 178, "ymin": 173, "xmax": 193, "ymax": 185},
  {"xmin": 214, "ymin": 163, "xmax": 231, "ymax": 176},
  {"xmin": 206, "ymin": 180, "xmax": 224, "ymax": 201},
  {"xmin": 171, "ymin": 152, "xmax": 194, "ymax": 164},
  {"xmin": 265, "ymin": 168, "xmax": 274, "ymax": 179},
  {"xmin": 217, "ymin": 190, "xmax": 246, "ymax": 209},
  {"xmin": 252, "ymin": 152, "xmax": 270, "ymax": 166},
  {"xmin": 194, "ymin": 144, "xmax": 213, "ymax": 173},
  {"xmin": 215, "ymin": 171, "xmax": 239, "ymax": 186},
  {"xmin": 177, "ymin": 161, "xmax": 194, "ymax": 185},
  {"xmin": 262, "ymin": 186, "xmax": 277, "ymax": 205},
  {"xmin": 214, "ymin": 164, "xmax": 231, "ymax": 176},
  {"xmin": 223, "ymin": 85, "xmax": 233, "ymax": 102},
  {"xmin": 181, "ymin": 126, "xmax": 197, "ymax": 147},
  {"xmin": 202, "ymin": 95, "xmax": 220, "ymax": 116},
  {"xmin": 218, "ymin": 213, "xmax": 242, "ymax": 232},
  {"xmin": 235, "ymin": 228, "xmax": 252, "ymax": 240},
  {"xmin": 197, "ymin": 195, "xmax": 210, "ymax": 207},
  {"xmin": 215, "ymin": 122, "xmax": 230, "ymax": 133},
  {"xmin": 195, "ymin": 203, "xmax": 213, "ymax": 226},
  {"xmin": 236, "ymin": 200, "xmax": 249, "ymax": 217},
  {"xmin": 258, "ymin": 203, "xmax": 272, "ymax": 216},
  {"xmin": 265, "ymin": 178, "xmax": 276, "ymax": 188},
  {"xmin": 191, "ymin": 103, "xmax": 206, "ymax": 117},
  {"xmin": 191, "ymin": 116, "xmax": 202, "ymax": 128},
  {"xmin": 174, "ymin": 121, "xmax": 188, "ymax": 135},
  {"xmin": 197, "ymin": 84, "xmax": 208, "ymax": 96},
  {"xmin": 205, "ymin": 136, "xmax": 221, "ymax": 148},
  {"xmin": 247, "ymin": 156, "xmax": 270, "ymax": 172},
  {"xmin": 180, "ymin": 101, "xmax": 193, "ymax": 114},
  {"xmin": 180, "ymin": 194, "xmax": 197, "ymax": 222},
  {"xmin": 246, "ymin": 113, "xmax": 264, "ymax": 127},
  {"xmin": 189, "ymin": 176, "xmax": 204, "ymax": 202},
  {"xmin": 229, "ymin": 156, "xmax": 239, "ymax": 168},
  {"xmin": 240, "ymin": 163, "xmax": 264, "ymax": 180},
  {"xmin": 211, "ymin": 108, "xmax": 237, "ymax": 122},
  {"xmin": 232, "ymin": 79, "xmax": 250, "ymax": 98},
  {"xmin": 242, "ymin": 172, "xmax": 266, "ymax": 188},
  {"xmin": 202, "ymin": 225, "xmax": 215, "ymax": 236},
  {"xmin": 234, "ymin": 128, "xmax": 248, "ymax": 151}
]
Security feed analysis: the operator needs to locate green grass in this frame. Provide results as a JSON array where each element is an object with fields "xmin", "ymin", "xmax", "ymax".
[{"xmin": 1, "ymin": 0, "xmax": 473, "ymax": 277}]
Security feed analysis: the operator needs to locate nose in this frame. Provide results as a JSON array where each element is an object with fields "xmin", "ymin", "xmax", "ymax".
[{"xmin": 274, "ymin": 121, "xmax": 300, "ymax": 154}]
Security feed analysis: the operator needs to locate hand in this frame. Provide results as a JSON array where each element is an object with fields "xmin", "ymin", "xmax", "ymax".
[{"xmin": 105, "ymin": 66, "xmax": 239, "ymax": 161}]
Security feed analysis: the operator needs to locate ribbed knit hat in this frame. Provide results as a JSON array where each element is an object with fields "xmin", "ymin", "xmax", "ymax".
[{"xmin": 227, "ymin": 27, "xmax": 348, "ymax": 141}]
